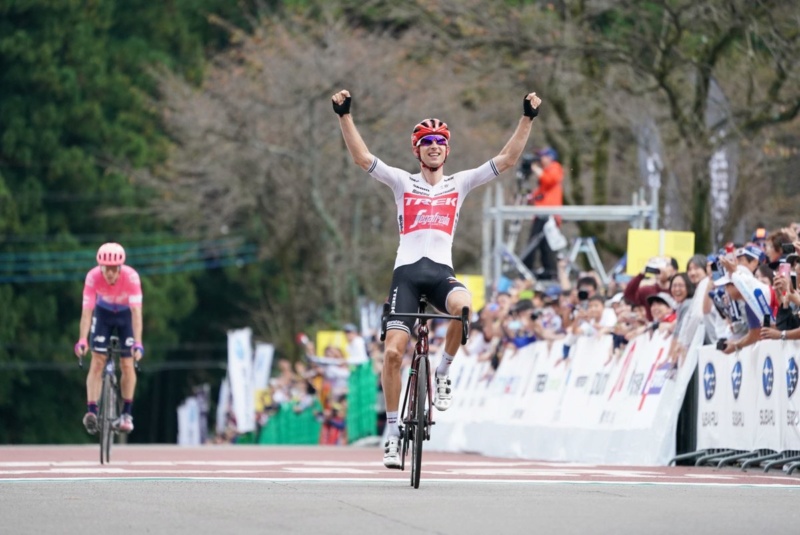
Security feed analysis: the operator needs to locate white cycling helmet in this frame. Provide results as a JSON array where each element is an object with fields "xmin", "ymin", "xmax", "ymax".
[{"xmin": 96, "ymin": 242, "xmax": 126, "ymax": 266}]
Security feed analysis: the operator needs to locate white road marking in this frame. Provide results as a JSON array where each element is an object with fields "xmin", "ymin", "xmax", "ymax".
[{"xmin": 1, "ymin": 477, "xmax": 799, "ymax": 488}]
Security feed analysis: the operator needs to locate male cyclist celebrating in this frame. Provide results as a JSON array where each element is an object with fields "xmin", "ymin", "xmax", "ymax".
[
  {"xmin": 331, "ymin": 89, "xmax": 542, "ymax": 468},
  {"xmin": 74, "ymin": 243, "xmax": 144, "ymax": 434}
]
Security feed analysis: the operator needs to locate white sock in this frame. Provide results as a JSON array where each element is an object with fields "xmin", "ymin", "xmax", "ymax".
[
  {"xmin": 436, "ymin": 352, "xmax": 455, "ymax": 377},
  {"xmin": 386, "ymin": 411, "xmax": 399, "ymax": 437}
]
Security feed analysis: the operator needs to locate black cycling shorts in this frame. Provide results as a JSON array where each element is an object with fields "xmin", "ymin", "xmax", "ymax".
[
  {"xmin": 386, "ymin": 257, "xmax": 468, "ymax": 334},
  {"xmin": 90, "ymin": 306, "xmax": 135, "ymax": 357}
]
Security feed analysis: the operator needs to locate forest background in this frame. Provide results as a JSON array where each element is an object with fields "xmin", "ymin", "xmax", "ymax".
[{"xmin": 1, "ymin": 0, "xmax": 798, "ymax": 443}]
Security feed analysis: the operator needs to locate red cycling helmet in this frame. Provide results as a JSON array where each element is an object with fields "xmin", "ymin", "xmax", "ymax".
[
  {"xmin": 411, "ymin": 118, "xmax": 450, "ymax": 149},
  {"xmin": 96, "ymin": 242, "xmax": 126, "ymax": 266}
]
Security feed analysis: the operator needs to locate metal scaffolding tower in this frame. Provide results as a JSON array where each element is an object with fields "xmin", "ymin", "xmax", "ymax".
[{"xmin": 482, "ymin": 182, "xmax": 657, "ymax": 298}]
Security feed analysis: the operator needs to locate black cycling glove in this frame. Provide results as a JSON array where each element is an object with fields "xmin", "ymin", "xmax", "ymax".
[
  {"xmin": 523, "ymin": 96, "xmax": 539, "ymax": 119},
  {"xmin": 333, "ymin": 96, "xmax": 351, "ymax": 117}
]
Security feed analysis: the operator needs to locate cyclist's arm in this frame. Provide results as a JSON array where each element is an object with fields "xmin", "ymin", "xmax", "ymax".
[
  {"xmin": 333, "ymin": 90, "xmax": 375, "ymax": 170},
  {"xmin": 338, "ymin": 114, "xmax": 375, "ymax": 171},
  {"xmin": 79, "ymin": 307, "xmax": 93, "ymax": 343},
  {"xmin": 125, "ymin": 267, "xmax": 144, "ymax": 352},
  {"xmin": 79, "ymin": 271, "xmax": 97, "ymax": 345},
  {"xmin": 492, "ymin": 116, "xmax": 535, "ymax": 174},
  {"xmin": 131, "ymin": 305, "xmax": 143, "ymax": 345}
]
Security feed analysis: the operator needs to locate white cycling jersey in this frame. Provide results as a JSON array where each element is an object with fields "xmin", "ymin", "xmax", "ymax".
[{"xmin": 368, "ymin": 157, "xmax": 499, "ymax": 269}]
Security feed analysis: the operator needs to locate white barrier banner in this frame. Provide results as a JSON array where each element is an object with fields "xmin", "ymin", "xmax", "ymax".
[
  {"xmin": 253, "ymin": 342, "xmax": 275, "ymax": 392},
  {"xmin": 697, "ymin": 340, "xmax": 800, "ymax": 453},
  {"xmin": 783, "ymin": 344, "xmax": 800, "ymax": 451},
  {"xmin": 430, "ymin": 329, "xmax": 698, "ymax": 465},
  {"xmin": 696, "ymin": 345, "xmax": 724, "ymax": 450},
  {"xmin": 755, "ymin": 341, "xmax": 782, "ymax": 451},
  {"xmin": 215, "ymin": 377, "xmax": 230, "ymax": 435},
  {"xmin": 227, "ymin": 327, "xmax": 256, "ymax": 433},
  {"xmin": 177, "ymin": 397, "xmax": 201, "ymax": 446}
]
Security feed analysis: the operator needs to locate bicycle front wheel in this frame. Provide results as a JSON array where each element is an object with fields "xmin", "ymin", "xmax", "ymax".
[
  {"xmin": 100, "ymin": 374, "xmax": 115, "ymax": 464},
  {"xmin": 411, "ymin": 357, "xmax": 427, "ymax": 489}
]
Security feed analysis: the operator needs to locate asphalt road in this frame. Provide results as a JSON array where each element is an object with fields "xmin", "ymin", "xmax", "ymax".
[{"xmin": 2, "ymin": 445, "xmax": 799, "ymax": 535}]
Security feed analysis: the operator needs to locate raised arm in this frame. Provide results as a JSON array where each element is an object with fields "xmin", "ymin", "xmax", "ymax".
[
  {"xmin": 492, "ymin": 92, "xmax": 542, "ymax": 174},
  {"xmin": 331, "ymin": 90, "xmax": 375, "ymax": 171}
]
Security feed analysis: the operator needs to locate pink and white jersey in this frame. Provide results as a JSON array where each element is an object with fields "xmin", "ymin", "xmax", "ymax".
[
  {"xmin": 82, "ymin": 265, "xmax": 143, "ymax": 311},
  {"xmin": 368, "ymin": 157, "xmax": 499, "ymax": 269}
]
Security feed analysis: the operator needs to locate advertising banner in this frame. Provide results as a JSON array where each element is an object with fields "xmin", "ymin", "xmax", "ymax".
[
  {"xmin": 177, "ymin": 396, "xmax": 201, "ymax": 446},
  {"xmin": 227, "ymin": 327, "xmax": 256, "ymax": 433},
  {"xmin": 698, "ymin": 340, "xmax": 800, "ymax": 453},
  {"xmin": 253, "ymin": 342, "xmax": 275, "ymax": 392},
  {"xmin": 430, "ymin": 329, "xmax": 698, "ymax": 465}
]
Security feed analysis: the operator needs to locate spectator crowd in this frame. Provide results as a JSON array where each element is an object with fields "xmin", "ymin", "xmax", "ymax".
[
  {"xmin": 464, "ymin": 222, "xmax": 800, "ymax": 383},
  {"xmin": 214, "ymin": 220, "xmax": 800, "ymax": 445}
]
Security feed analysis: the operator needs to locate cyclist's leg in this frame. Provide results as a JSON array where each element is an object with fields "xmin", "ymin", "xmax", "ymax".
[
  {"xmin": 382, "ymin": 329, "xmax": 408, "ymax": 468},
  {"xmin": 429, "ymin": 273, "xmax": 471, "ymax": 411},
  {"xmin": 443, "ymin": 288, "xmax": 471, "ymax": 356},
  {"xmin": 382, "ymin": 264, "xmax": 419, "ymax": 468},
  {"xmin": 116, "ymin": 315, "xmax": 136, "ymax": 404},
  {"xmin": 382, "ymin": 329, "xmax": 410, "ymax": 427},
  {"xmin": 85, "ymin": 308, "xmax": 111, "ymax": 432},
  {"xmin": 115, "ymin": 313, "xmax": 137, "ymax": 432},
  {"xmin": 383, "ymin": 263, "xmax": 422, "ymax": 425},
  {"xmin": 83, "ymin": 351, "xmax": 108, "ymax": 434},
  {"xmin": 87, "ymin": 351, "xmax": 109, "ymax": 402}
]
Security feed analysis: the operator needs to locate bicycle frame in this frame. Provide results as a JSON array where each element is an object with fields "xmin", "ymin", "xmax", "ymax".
[
  {"xmin": 380, "ymin": 297, "xmax": 470, "ymax": 488},
  {"xmin": 98, "ymin": 336, "xmax": 124, "ymax": 464},
  {"xmin": 400, "ymin": 322, "xmax": 434, "ymax": 445}
]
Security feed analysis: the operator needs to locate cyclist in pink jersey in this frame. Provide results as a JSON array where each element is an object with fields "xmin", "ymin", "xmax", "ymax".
[
  {"xmin": 332, "ymin": 89, "xmax": 542, "ymax": 468},
  {"xmin": 74, "ymin": 242, "xmax": 144, "ymax": 434}
]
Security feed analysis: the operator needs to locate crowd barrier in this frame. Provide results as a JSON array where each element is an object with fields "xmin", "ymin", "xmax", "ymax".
[
  {"xmin": 346, "ymin": 362, "xmax": 379, "ymax": 442},
  {"xmin": 427, "ymin": 329, "xmax": 699, "ymax": 465},
  {"xmin": 255, "ymin": 362, "xmax": 378, "ymax": 445},
  {"xmin": 258, "ymin": 399, "xmax": 323, "ymax": 445},
  {"xmin": 696, "ymin": 340, "xmax": 800, "ymax": 452}
]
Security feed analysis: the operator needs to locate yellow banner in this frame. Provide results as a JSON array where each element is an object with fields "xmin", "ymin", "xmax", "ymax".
[
  {"xmin": 626, "ymin": 229, "xmax": 695, "ymax": 276},
  {"xmin": 254, "ymin": 388, "xmax": 271, "ymax": 413},
  {"xmin": 456, "ymin": 273, "xmax": 485, "ymax": 312},
  {"xmin": 316, "ymin": 330, "xmax": 349, "ymax": 357}
]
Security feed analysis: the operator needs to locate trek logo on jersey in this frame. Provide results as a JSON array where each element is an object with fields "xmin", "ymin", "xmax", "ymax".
[{"xmin": 403, "ymin": 192, "xmax": 458, "ymax": 234}]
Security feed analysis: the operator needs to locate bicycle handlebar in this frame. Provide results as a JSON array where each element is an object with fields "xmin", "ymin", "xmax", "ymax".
[
  {"xmin": 387, "ymin": 311, "xmax": 463, "ymax": 322},
  {"xmin": 380, "ymin": 305, "xmax": 470, "ymax": 345},
  {"xmin": 74, "ymin": 351, "xmax": 140, "ymax": 371}
]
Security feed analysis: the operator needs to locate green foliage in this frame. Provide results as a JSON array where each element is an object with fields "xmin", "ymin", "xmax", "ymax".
[
  {"xmin": 2, "ymin": 0, "xmax": 798, "ymax": 445},
  {"xmin": 0, "ymin": 0, "xmax": 235, "ymax": 444}
]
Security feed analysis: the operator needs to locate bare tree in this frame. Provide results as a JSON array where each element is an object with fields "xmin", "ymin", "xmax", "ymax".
[
  {"xmin": 386, "ymin": 0, "xmax": 800, "ymax": 250},
  {"xmin": 139, "ymin": 16, "xmax": 522, "ymax": 352}
]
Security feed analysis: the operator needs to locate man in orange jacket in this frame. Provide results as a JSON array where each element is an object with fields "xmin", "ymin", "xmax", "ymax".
[{"xmin": 521, "ymin": 147, "xmax": 564, "ymax": 280}]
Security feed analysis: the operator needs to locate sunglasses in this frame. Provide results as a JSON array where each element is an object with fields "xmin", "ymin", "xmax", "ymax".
[{"xmin": 416, "ymin": 135, "xmax": 448, "ymax": 147}]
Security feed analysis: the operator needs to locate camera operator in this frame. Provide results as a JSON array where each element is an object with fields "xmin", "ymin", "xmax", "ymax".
[
  {"xmin": 492, "ymin": 299, "xmax": 540, "ymax": 364},
  {"xmin": 764, "ymin": 241, "xmax": 800, "ymax": 333},
  {"xmin": 764, "ymin": 229, "xmax": 796, "ymax": 265},
  {"xmin": 571, "ymin": 276, "xmax": 617, "ymax": 325},
  {"xmin": 520, "ymin": 147, "xmax": 564, "ymax": 280},
  {"xmin": 624, "ymin": 256, "xmax": 677, "ymax": 321}
]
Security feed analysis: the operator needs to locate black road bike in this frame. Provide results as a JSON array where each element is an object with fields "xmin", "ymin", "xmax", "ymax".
[
  {"xmin": 381, "ymin": 297, "xmax": 469, "ymax": 489},
  {"xmin": 79, "ymin": 335, "xmax": 134, "ymax": 464}
]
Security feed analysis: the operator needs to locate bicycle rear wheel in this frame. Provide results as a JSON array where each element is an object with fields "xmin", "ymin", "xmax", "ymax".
[
  {"xmin": 100, "ymin": 374, "xmax": 115, "ymax": 464},
  {"xmin": 411, "ymin": 357, "xmax": 427, "ymax": 489}
]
